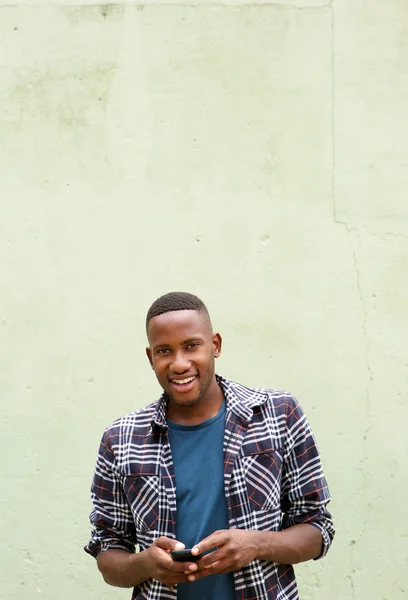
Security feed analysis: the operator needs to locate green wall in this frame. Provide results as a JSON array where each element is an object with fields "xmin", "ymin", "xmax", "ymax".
[{"xmin": 1, "ymin": 1, "xmax": 407, "ymax": 599}]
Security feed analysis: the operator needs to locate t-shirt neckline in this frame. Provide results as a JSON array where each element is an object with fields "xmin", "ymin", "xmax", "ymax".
[{"xmin": 167, "ymin": 400, "xmax": 226, "ymax": 431}]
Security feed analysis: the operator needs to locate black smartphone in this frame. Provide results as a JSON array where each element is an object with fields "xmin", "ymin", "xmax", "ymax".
[{"xmin": 170, "ymin": 549, "xmax": 203, "ymax": 562}]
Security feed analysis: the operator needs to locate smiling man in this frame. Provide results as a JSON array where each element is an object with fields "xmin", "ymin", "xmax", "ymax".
[{"xmin": 85, "ymin": 292, "xmax": 335, "ymax": 600}]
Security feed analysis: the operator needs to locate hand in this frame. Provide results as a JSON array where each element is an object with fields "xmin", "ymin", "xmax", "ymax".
[
  {"xmin": 187, "ymin": 529, "xmax": 261, "ymax": 582},
  {"xmin": 141, "ymin": 536, "xmax": 198, "ymax": 588}
]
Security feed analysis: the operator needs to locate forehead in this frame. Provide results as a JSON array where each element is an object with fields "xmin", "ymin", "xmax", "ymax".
[{"xmin": 147, "ymin": 310, "xmax": 211, "ymax": 345}]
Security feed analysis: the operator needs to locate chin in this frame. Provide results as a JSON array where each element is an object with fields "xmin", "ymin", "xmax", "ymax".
[{"xmin": 171, "ymin": 395, "xmax": 200, "ymax": 407}]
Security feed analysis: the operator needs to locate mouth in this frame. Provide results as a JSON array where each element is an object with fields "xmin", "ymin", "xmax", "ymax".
[{"xmin": 169, "ymin": 375, "xmax": 198, "ymax": 393}]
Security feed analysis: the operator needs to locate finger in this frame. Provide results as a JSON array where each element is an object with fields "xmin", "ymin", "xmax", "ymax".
[
  {"xmin": 192, "ymin": 530, "xmax": 227, "ymax": 555},
  {"xmin": 167, "ymin": 573, "xmax": 192, "ymax": 587},
  {"xmin": 188, "ymin": 559, "xmax": 232, "ymax": 582},
  {"xmin": 155, "ymin": 537, "xmax": 185, "ymax": 552},
  {"xmin": 196, "ymin": 548, "xmax": 224, "ymax": 569},
  {"xmin": 164, "ymin": 557, "xmax": 199, "ymax": 574}
]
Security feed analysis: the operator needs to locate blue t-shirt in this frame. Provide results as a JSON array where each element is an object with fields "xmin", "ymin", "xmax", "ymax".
[{"xmin": 167, "ymin": 402, "xmax": 235, "ymax": 600}]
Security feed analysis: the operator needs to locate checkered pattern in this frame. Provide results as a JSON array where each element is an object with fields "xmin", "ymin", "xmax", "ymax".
[{"xmin": 85, "ymin": 375, "xmax": 335, "ymax": 600}]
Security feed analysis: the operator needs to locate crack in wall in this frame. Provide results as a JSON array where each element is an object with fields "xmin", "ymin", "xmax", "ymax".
[
  {"xmin": 331, "ymin": 0, "xmax": 373, "ymax": 425},
  {"xmin": 344, "ymin": 239, "xmax": 374, "ymax": 600},
  {"xmin": 330, "ymin": 0, "xmax": 340, "ymax": 230},
  {"xmin": 331, "ymin": 1, "xmax": 408, "ymax": 242},
  {"xmin": 352, "ymin": 240, "xmax": 373, "ymax": 417},
  {"xmin": 368, "ymin": 230, "xmax": 408, "ymax": 241},
  {"xmin": 346, "ymin": 573, "xmax": 356, "ymax": 600},
  {"xmin": 331, "ymin": 4, "xmax": 375, "ymax": 592},
  {"xmin": 352, "ymin": 239, "xmax": 373, "ymax": 551}
]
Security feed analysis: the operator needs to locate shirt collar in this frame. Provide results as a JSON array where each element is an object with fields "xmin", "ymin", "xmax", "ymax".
[{"xmin": 150, "ymin": 374, "xmax": 268, "ymax": 431}]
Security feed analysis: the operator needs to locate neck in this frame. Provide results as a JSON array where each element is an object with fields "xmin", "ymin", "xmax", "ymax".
[{"xmin": 166, "ymin": 379, "xmax": 224, "ymax": 426}]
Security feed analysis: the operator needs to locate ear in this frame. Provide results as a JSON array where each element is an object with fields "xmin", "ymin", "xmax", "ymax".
[
  {"xmin": 146, "ymin": 347, "xmax": 154, "ymax": 369},
  {"xmin": 212, "ymin": 333, "xmax": 222, "ymax": 358}
]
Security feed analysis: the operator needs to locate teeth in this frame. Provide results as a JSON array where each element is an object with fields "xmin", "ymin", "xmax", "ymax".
[{"xmin": 172, "ymin": 376, "xmax": 196, "ymax": 385}]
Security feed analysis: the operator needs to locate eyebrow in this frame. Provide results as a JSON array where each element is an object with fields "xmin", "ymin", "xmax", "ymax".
[{"xmin": 183, "ymin": 337, "xmax": 204, "ymax": 345}]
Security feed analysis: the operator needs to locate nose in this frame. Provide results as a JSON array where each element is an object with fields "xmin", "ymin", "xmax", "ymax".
[{"xmin": 171, "ymin": 350, "xmax": 191, "ymax": 373}]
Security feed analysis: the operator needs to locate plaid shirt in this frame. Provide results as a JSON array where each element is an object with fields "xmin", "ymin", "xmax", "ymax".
[{"xmin": 85, "ymin": 375, "xmax": 335, "ymax": 600}]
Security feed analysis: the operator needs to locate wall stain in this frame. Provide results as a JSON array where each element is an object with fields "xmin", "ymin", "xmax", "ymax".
[
  {"xmin": 61, "ymin": 4, "xmax": 125, "ymax": 26},
  {"xmin": 22, "ymin": 549, "xmax": 34, "ymax": 563},
  {"xmin": 101, "ymin": 4, "xmax": 115, "ymax": 19},
  {"xmin": 7, "ymin": 64, "xmax": 116, "ymax": 129}
]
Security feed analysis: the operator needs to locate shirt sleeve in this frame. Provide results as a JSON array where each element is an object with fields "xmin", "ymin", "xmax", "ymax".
[
  {"xmin": 84, "ymin": 429, "xmax": 137, "ymax": 558},
  {"xmin": 280, "ymin": 397, "xmax": 335, "ymax": 559}
]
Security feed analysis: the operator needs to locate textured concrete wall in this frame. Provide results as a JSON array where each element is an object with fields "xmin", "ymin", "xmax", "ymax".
[{"xmin": 1, "ymin": 1, "xmax": 407, "ymax": 599}]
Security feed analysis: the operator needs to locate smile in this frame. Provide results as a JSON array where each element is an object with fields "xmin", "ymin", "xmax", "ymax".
[{"xmin": 171, "ymin": 376, "xmax": 197, "ymax": 386}]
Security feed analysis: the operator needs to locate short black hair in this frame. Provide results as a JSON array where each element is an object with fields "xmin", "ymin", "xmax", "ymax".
[{"xmin": 146, "ymin": 292, "xmax": 210, "ymax": 329}]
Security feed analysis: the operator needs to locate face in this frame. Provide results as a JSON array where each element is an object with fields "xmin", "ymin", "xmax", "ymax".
[{"xmin": 146, "ymin": 310, "xmax": 222, "ymax": 409}]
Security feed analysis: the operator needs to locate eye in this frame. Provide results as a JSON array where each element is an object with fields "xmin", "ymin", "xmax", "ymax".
[
  {"xmin": 157, "ymin": 348, "xmax": 170, "ymax": 355},
  {"xmin": 187, "ymin": 342, "xmax": 199, "ymax": 350}
]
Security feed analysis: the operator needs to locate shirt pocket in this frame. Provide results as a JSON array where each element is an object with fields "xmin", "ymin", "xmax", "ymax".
[
  {"xmin": 241, "ymin": 442, "xmax": 283, "ymax": 513},
  {"xmin": 122, "ymin": 471, "xmax": 160, "ymax": 533}
]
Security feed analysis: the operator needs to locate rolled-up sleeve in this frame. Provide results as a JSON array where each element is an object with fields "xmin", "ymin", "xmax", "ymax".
[
  {"xmin": 280, "ymin": 397, "xmax": 335, "ymax": 559},
  {"xmin": 84, "ymin": 430, "xmax": 137, "ymax": 558}
]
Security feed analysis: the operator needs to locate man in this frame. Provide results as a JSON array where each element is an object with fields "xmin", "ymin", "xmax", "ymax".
[{"xmin": 85, "ymin": 292, "xmax": 335, "ymax": 600}]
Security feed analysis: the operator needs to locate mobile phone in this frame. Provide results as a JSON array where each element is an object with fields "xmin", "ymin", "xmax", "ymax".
[{"xmin": 170, "ymin": 549, "xmax": 203, "ymax": 562}]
